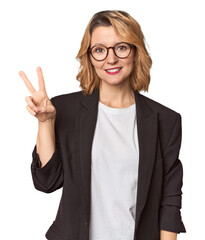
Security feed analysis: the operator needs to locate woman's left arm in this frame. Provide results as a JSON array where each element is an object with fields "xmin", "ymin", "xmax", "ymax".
[
  {"xmin": 160, "ymin": 230, "xmax": 177, "ymax": 240},
  {"xmin": 159, "ymin": 113, "xmax": 186, "ymax": 233}
]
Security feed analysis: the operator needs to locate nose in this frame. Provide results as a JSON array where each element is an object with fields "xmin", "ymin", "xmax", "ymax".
[{"xmin": 106, "ymin": 48, "xmax": 118, "ymax": 64}]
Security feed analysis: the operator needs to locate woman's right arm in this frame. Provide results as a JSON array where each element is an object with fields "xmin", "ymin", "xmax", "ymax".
[
  {"xmin": 31, "ymin": 98, "xmax": 63, "ymax": 193},
  {"xmin": 36, "ymin": 117, "xmax": 56, "ymax": 168},
  {"xmin": 20, "ymin": 67, "xmax": 63, "ymax": 193}
]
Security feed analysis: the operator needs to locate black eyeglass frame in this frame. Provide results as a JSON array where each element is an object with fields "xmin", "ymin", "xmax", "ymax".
[{"xmin": 88, "ymin": 42, "xmax": 135, "ymax": 61}]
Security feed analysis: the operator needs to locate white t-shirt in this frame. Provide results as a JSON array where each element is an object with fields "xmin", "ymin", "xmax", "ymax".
[{"xmin": 89, "ymin": 101, "xmax": 139, "ymax": 240}]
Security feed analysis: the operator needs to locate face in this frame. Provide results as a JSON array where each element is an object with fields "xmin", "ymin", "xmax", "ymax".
[{"xmin": 89, "ymin": 26, "xmax": 136, "ymax": 87}]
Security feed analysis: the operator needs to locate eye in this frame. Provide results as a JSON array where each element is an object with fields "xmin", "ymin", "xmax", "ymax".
[
  {"xmin": 94, "ymin": 47, "xmax": 105, "ymax": 53},
  {"xmin": 117, "ymin": 45, "xmax": 128, "ymax": 51}
]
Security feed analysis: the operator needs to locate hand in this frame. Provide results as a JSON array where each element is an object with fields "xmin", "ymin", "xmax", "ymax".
[{"xmin": 19, "ymin": 66, "xmax": 56, "ymax": 122}]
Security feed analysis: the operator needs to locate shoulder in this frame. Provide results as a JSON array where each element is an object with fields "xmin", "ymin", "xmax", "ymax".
[
  {"xmin": 51, "ymin": 90, "xmax": 83, "ymax": 103},
  {"xmin": 138, "ymin": 92, "xmax": 181, "ymax": 120},
  {"xmin": 138, "ymin": 93, "xmax": 182, "ymax": 136},
  {"xmin": 138, "ymin": 93, "xmax": 182, "ymax": 154},
  {"xmin": 49, "ymin": 90, "xmax": 84, "ymax": 128},
  {"xmin": 50, "ymin": 90, "xmax": 83, "ymax": 110}
]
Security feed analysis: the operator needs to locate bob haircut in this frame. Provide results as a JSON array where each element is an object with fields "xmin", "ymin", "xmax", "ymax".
[{"xmin": 76, "ymin": 10, "xmax": 152, "ymax": 96}]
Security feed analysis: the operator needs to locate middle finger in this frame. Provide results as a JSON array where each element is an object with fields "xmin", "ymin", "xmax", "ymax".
[{"xmin": 36, "ymin": 67, "xmax": 46, "ymax": 92}]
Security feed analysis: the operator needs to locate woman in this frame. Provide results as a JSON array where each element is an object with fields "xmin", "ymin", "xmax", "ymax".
[{"xmin": 19, "ymin": 10, "xmax": 186, "ymax": 240}]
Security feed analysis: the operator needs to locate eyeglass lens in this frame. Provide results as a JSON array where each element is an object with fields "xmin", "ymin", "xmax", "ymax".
[{"xmin": 91, "ymin": 42, "xmax": 131, "ymax": 61}]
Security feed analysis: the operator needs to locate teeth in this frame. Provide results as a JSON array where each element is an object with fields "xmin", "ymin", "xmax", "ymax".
[{"xmin": 106, "ymin": 68, "xmax": 121, "ymax": 73}]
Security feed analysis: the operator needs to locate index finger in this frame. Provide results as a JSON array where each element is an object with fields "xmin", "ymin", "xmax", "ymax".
[{"xmin": 19, "ymin": 71, "xmax": 36, "ymax": 95}]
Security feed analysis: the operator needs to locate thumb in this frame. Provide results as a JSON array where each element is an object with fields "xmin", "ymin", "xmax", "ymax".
[{"xmin": 41, "ymin": 103, "xmax": 55, "ymax": 114}]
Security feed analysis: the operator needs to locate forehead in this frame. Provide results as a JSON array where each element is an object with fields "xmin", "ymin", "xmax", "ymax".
[{"xmin": 90, "ymin": 26, "xmax": 121, "ymax": 46}]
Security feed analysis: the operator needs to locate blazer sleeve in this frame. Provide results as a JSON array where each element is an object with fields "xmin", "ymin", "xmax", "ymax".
[
  {"xmin": 159, "ymin": 113, "xmax": 186, "ymax": 233},
  {"xmin": 30, "ymin": 97, "xmax": 63, "ymax": 193}
]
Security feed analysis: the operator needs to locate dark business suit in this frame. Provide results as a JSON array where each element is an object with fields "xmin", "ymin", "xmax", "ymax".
[{"xmin": 31, "ymin": 87, "xmax": 186, "ymax": 240}]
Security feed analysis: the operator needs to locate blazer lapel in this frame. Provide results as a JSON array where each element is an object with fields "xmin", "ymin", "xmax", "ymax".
[
  {"xmin": 133, "ymin": 90, "xmax": 158, "ymax": 234},
  {"xmin": 78, "ymin": 87, "xmax": 158, "ymax": 231},
  {"xmin": 78, "ymin": 88, "xmax": 99, "ymax": 220}
]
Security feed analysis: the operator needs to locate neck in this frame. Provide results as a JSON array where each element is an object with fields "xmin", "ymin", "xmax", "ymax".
[{"xmin": 99, "ymin": 79, "xmax": 135, "ymax": 108}]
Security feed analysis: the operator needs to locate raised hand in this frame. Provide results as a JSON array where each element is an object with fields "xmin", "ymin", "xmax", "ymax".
[{"xmin": 19, "ymin": 67, "xmax": 56, "ymax": 122}]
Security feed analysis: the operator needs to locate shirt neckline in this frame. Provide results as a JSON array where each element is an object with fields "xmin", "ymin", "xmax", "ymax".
[{"xmin": 98, "ymin": 101, "xmax": 136, "ymax": 114}]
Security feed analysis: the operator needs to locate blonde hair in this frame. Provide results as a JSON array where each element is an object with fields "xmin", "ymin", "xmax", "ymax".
[{"xmin": 76, "ymin": 10, "xmax": 152, "ymax": 96}]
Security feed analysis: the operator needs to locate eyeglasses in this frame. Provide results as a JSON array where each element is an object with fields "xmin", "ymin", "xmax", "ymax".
[{"xmin": 88, "ymin": 42, "xmax": 135, "ymax": 61}]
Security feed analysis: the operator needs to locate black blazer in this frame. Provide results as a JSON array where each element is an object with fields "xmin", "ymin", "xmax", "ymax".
[{"xmin": 31, "ymin": 88, "xmax": 186, "ymax": 240}]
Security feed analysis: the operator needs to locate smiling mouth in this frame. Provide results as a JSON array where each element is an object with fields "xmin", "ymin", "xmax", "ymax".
[
  {"xmin": 105, "ymin": 67, "xmax": 122, "ymax": 73},
  {"xmin": 105, "ymin": 67, "xmax": 122, "ymax": 75}
]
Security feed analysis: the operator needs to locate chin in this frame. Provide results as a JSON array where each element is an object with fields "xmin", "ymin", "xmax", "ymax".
[{"xmin": 102, "ymin": 77, "xmax": 127, "ymax": 86}]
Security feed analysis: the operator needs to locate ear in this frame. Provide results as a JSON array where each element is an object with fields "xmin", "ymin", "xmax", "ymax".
[
  {"xmin": 88, "ymin": 51, "xmax": 94, "ymax": 66},
  {"xmin": 134, "ymin": 47, "xmax": 137, "ymax": 57},
  {"xmin": 133, "ymin": 47, "xmax": 138, "ymax": 63}
]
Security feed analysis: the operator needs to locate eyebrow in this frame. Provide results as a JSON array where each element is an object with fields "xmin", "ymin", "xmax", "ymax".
[{"xmin": 91, "ymin": 41, "xmax": 122, "ymax": 48}]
